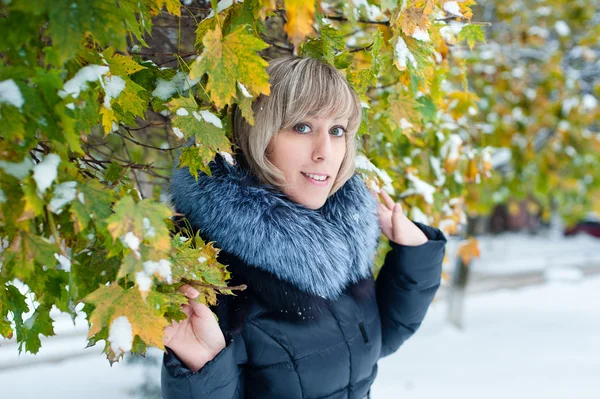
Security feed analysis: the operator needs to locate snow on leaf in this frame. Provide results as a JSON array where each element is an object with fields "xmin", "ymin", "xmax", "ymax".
[
  {"xmin": 405, "ymin": 172, "xmax": 436, "ymax": 204},
  {"xmin": 443, "ymin": 1, "xmax": 463, "ymax": 17},
  {"xmin": 0, "ymin": 79, "xmax": 25, "ymax": 109},
  {"xmin": 84, "ymin": 284, "xmax": 170, "ymax": 361},
  {"xmin": 102, "ymin": 75, "xmax": 126, "ymax": 110},
  {"xmin": 58, "ymin": 65, "xmax": 110, "ymax": 99},
  {"xmin": 143, "ymin": 259, "xmax": 172, "ymax": 284},
  {"xmin": 54, "ymin": 252, "xmax": 72, "ymax": 272},
  {"xmin": 411, "ymin": 27, "xmax": 430, "ymax": 42},
  {"xmin": 152, "ymin": 71, "xmax": 200, "ymax": 101},
  {"xmin": 393, "ymin": 36, "xmax": 417, "ymax": 70},
  {"xmin": 48, "ymin": 181, "xmax": 77, "ymax": 214},
  {"xmin": 198, "ymin": 110, "xmax": 223, "ymax": 128},
  {"xmin": 108, "ymin": 316, "xmax": 133, "ymax": 357},
  {"xmin": 32, "ymin": 153, "xmax": 61, "ymax": 195},
  {"xmin": 554, "ymin": 20, "xmax": 570, "ymax": 37},
  {"xmin": 0, "ymin": 157, "xmax": 34, "ymax": 179},
  {"xmin": 190, "ymin": 24, "xmax": 269, "ymax": 109}
]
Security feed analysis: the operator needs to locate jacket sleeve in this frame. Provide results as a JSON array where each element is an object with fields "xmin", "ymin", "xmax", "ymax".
[
  {"xmin": 161, "ymin": 332, "xmax": 245, "ymax": 399},
  {"xmin": 376, "ymin": 221, "xmax": 447, "ymax": 358}
]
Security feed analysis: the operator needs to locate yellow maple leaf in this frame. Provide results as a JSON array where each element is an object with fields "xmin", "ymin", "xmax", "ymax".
[
  {"xmin": 84, "ymin": 284, "xmax": 170, "ymax": 360},
  {"xmin": 457, "ymin": 237, "xmax": 480, "ymax": 265},
  {"xmin": 190, "ymin": 24, "xmax": 270, "ymax": 109},
  {"xmin": 284, "ymin": 0, "xmax": 316, "ymax": 50}
]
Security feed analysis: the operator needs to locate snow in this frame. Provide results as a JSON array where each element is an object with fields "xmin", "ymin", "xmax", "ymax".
[
  {"xmin": 142, "ymin": 217, "xmax": 156, "ymax": 238},
  {"xmin": 135, "ymin": 271, "xmax": 152, "ymax": 293},
  {"xmin": 120, "ymin": 232, "xmax": 140, "ymax": 253},
  {"xmin": 54, "ymin": 253, "xmax": 72, "ymax": 272},
  {"xmin": 176, "ymin": 107, "xmax": 189, "ymax": 116},
  {"xmin": 172, "ymin": 127, "xmax": 184, "ymax": 139},
  {"xmin": 443, "ymin": 1, "xmax": 463, "ymax": 17},
  {"xmin": 440, "ymin": 133, "xmax": 462, "ymax": 163},
  {"xmin": 152, "ymin": 71, "xmax": 199, "ymax": 100},
  {"xmin": 143, "ymin": 259, "xmax": 172, "ymax": 284},
  {"xmin": 399, "ymin": 118, "xmax": 413, "ymax": 129},
  {"xmin": 108, "ymin": 316, "xmax": 133, "ymax": 357},
  {"xmin": 219, "ymin": 151, "xmax": 236, "ymax": 166},
  {"xmin": 237, "ymin": 82, "xmax": 252, "ymax": 98},
  {"xmin": 198, "ymin": 110, "xmax": 222, "ymax": 128},
  {"xmin": 352, "ymin": 0, "xmax": 385, "ymax": 21},
  {"xmin": 581, "ymin": 94, "xmax": 597, "ymax": 110},
  {"xmin": 48, "ymin": 181, "xmax": 77, "ymax": 214},
  {"xmin": 0, "ymin": 79, "xmax": 25, "ymax": 109},
  {"xmin": 554, "ymin": 20, "xmax": 570, "ymax": 37},
  {"xmin": 355, "ymin": 154, "xmax": 395, "ymax": 194},
  {"xmin": 411, "ymin": 27, "xmax": 430, "ymax": 42},
  {"xmin": 32, "ymin": 153, "xmax": 61, "ymax": 194},
  {"xmin": 394, "ymin": 37, "xmax": 417, "ymax": 70},
  {"xmin": 58, "ymin": 65, "xmax": 109, "ymax": 99},
  {"xmin": 102, "ymin": 75, "xmax": 126, "ymax": 109},
  {"xmin": 0, "ymin": 156, "xmax": 34, "ymax": 179},
  {"xmin": 373, "ymin": 276, "xmax": 600, "ymax": 399},
  {"xmin": 404, "ymin": 172, "xmax": 436, "ymax": 204},
  {"xmin": 198, "ymin": 256, "xmax": 207, "ymax": 263}
]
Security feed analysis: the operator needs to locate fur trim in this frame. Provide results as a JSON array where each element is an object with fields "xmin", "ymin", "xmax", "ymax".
[{"xmin": 169, "ymin": 154, "xmax": 380, "ymax": 300}]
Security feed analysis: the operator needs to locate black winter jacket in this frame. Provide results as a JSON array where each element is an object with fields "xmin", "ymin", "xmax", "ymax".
[{"xmin": 162, "ymin": 155, "xmax": 446, "ymax": 399}]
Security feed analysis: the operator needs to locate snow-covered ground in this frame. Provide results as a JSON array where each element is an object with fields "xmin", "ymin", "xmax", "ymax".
[
  {"xmin": 372, "ymin": 276, "xmax": 600, "ymax": 399},
  {"xmin": 1, "ymin": 275, "xmax": 598, "ymax": 398},
  {"xmin": 1, "ymin": 231, "xmax": 599, "ymax": 398}
]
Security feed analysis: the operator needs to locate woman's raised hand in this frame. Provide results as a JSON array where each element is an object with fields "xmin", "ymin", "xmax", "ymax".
[
  {"xmin": 163, "ymin": 284, "xmax": 226, "ymax": 372},
  {"xmin": 372, "ymin": 189, "xmax": 428, "ymax": 246}
]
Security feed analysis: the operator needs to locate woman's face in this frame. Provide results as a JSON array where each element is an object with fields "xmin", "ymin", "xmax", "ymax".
[{"xmin": 266, "ymin": 115, "xmax": 348, "ymax": 210}]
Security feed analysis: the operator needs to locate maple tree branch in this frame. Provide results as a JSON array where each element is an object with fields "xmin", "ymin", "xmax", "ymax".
[
  {"xmin": 114, "ymin": 126, "xmax": 183, "ymax": 151},
  {"xmin": 323, "ymin": 14, "xmax": 390, "ymax": 26},
  {"xmin": 182, "ymin": 278, "xmax": 248, "ymax": 292}
]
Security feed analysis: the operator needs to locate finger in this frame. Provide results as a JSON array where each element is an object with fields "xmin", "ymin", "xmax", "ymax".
[
  {"xmin": 391, "ymin": 203, "xmax": 404, "ymax": 241},
  {"xmin": 181, "ymin": 303, "xmax": 194, "ymax": 318},
  {"xmin": 380, "ymin": 190, "xmax": 395, "ymax": 211},
  {"xmin": 188, "ymin": 298, "xmax": 210, "ymax": 318},
  {"xmin": 178, "ymin": 284, "xmax": 199, "ymax": 299}
]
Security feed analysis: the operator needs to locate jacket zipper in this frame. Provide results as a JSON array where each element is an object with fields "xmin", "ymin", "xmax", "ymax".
[{"xmin": 359, "ymin": 321, "xmax": 369, "ymax": 344}]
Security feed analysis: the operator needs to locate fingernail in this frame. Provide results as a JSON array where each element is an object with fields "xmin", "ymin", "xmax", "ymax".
[{"xmin": 188, "ymin": 287, "xmax": 199, "ymax": 298}]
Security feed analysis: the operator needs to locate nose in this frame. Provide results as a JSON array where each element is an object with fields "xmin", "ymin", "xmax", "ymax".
[{"xmin": 312, "ymin": 128, "xmax": 333, "ymax": 162}]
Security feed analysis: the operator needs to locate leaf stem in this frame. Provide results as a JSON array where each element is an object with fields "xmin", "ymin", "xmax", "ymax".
[{"xmin": 181, "ymin": 278, "xmax": 247, "ymax": 292}]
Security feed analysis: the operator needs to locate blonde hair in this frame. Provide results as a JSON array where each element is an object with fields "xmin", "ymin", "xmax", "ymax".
[{"xmin": 232, "ymin": 56, "xmax": 362, "ymax": 196}]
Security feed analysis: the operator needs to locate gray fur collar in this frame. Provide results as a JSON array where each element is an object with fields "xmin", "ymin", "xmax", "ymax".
[{"xmin": 169, "ymin": 154, "xmax": 380, "ymax": 300}]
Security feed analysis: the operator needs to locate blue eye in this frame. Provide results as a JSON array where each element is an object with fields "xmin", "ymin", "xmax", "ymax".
[
  {"xmin": 330, "ymin": 126, "xmax": 346, "ymax": 137},
  {"xmin": 293, "ymin": 123, "xmax": 312, "ymax": 134}
]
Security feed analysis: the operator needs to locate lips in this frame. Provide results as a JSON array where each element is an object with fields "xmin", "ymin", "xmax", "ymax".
[{"xmin": 301, "ymin": 172, "xmax": 330, "ymax": 186}]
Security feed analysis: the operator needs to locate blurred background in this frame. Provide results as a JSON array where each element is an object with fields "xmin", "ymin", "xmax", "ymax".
[{"xmin": 1, "ymin": 0, "xmax": 599, "ymax": 398}]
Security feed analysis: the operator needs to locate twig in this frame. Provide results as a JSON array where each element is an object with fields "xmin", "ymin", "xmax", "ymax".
[{"xmin": 182, "ymin": 278, "xmax": 248, "ymax": 292}]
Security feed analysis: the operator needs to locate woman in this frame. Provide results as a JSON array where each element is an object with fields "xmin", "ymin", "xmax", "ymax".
[{"xmin": 162, "ymin": 56, "xmax": 447, "ymax": 399}]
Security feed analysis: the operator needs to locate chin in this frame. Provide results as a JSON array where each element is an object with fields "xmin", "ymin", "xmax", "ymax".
[{"xmin": 301, "ymin": 197, "xmax": 327, "ymax": 210}]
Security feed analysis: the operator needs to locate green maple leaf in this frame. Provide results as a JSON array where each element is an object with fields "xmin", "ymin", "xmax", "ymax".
[
  {"xmin": 190, "ymin": 24, "xmax": 270, "ymax": 109},
  {"xmin": 105, "ymin": 196, "xmax": 173, "ymax": 277},
  {"xmin": 300, "ymin": 25, "xmax": 346, "ymax": 65},
  {"xmin": 168, "ymin": 96, "xmax": 232, "ymax": 177},
  {"xmin": 71, "ymin": 247, "xmax": 120, "ymax": 301},
  {"xmin": 69, "ymin": 179, "xmax": 115, "ymax": 233},
  {"xmin": 458, "ymin": 24, "xmax": 486, "ymax": 50},
  {"xmin": 3, "ymin": 232, "xmax": 59, "ymax": 281},
  {"xmin": 3, "ymin": 285, "xmax": 53, "ymax": 354},
  {"xmin": 19, "ymin": 304, "xmax": 56, "ymax": 354},
  {"xmin": 46, "ymin": 0, "xmax": 129, "ymax": 63},
  {"xmin": 84, "ymin": 284, "xmax": 171, "ymax": 360}
]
